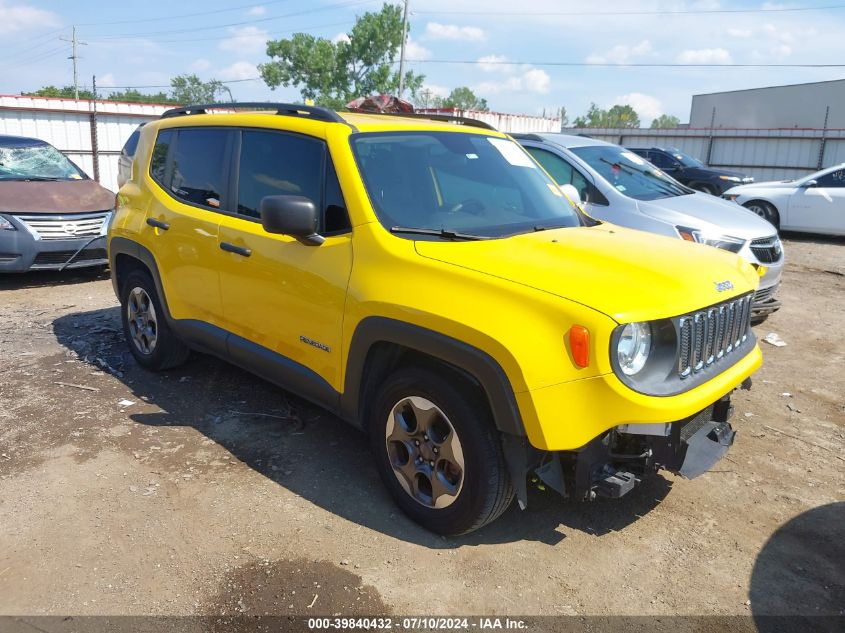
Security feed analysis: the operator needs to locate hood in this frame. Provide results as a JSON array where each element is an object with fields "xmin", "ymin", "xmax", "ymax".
[
  {"xmin": 684, "ymin": 166, "xmax": 749, "ymax": 180},
  {"xmin": 637, "ymin": 192, "xmax": 777, "ymax": 240},
  {"xmin": 726, "ymin": 179, "xmax": 797, "ymax": 194},
  {"xmin": 0, "ymin": 179, "xmax": 114, "ymax": 215},
  {"xmin": 414, "ymin": 224, "xmax": 758, "ymax": 324}
]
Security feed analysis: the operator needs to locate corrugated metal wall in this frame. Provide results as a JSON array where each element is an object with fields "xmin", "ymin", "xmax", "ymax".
[
  {"xmin": 418, "ymin": 108, "xmax": 562, "ymax": 133},
  {"xmin": 566, "ymin": 126, "xmax": 845, "ymax": 182},
  {"xmin": 0, "ymin": 95, "xmax": 168, "ymax": 193}
]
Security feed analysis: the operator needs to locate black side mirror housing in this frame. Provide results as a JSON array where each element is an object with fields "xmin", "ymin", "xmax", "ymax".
[{"xmin": 260, "ymin": 195, "xmax": 324, "ymax": 246}]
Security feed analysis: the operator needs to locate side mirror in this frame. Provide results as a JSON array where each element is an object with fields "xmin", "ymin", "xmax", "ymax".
[
  {"xmin": 560, "ymin": 184, "xmax": 583, "ymax": 208},
  {"xmin": 260, "ymin": 195, "xmax": 324, "ymax": 246},
  {"xmin": 801, "ymin": 179, "xmax": 818, "ymax": 188}
]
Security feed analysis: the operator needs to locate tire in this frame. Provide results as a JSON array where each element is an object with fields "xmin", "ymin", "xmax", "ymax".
[
  {"xmin": 691, "ymin": 183, "xmax": 716, "ymax": 195},
  {"xmin": 751, "ymin": 314, "xmax": 769, "ymax": 326},
  {"xmin": 743, "ymin": 200, "xmax": 780, "ymax": 229},
  {"xmin": 369, "ymin": 367, "xmax": 514, "ymax": 535},
  {"xmin": 120, "ymin": 270, "xmax": 190, "ymax": 370}
]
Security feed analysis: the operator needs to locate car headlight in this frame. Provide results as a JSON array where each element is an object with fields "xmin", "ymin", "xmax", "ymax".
[
  {"xmin": 0, "ymin": 216, "xmax": 15, "ymax": 231},
  {"xmin": 676, "ymin": 226, "xmax": 745, "ymax": 253},
  {"xmin": 718, "ymin": 175, "xmax": 741, "ymax": 182},
  {"xmin": 617, "ymin": 322, "xmax": 652, "ymax": 376}
]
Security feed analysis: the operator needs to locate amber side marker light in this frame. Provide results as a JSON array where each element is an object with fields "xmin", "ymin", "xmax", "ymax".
[{"xmin": 569, "ymin": 325, "xmax": 590, "ymax": 368}]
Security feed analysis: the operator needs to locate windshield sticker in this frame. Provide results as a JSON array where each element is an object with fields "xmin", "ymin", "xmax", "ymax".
[
  {"xmin": 488, "ymin": 138, "xmax": 536, "ymax": 168},
  {"xmin": 620, "ymin": 151, "xmax": 645, "ymax": 165},
  {"xmin": 616, "ymin": 185, "xmax": 627, "ymax": 192},
  {"xmin": 466, "ymin": 153, "xmax": 479, "ymax": 160}
]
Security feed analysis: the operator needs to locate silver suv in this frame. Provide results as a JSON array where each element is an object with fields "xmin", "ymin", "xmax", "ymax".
[{"xmin": 516, "ymin": 133, "xmax": 783, "ymax": 322}]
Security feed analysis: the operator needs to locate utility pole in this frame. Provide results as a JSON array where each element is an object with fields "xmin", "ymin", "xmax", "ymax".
[
  {"xmin": 397, "ymin": 0, "xmax": 410, "ymax": 97},
  {"xmin": 60, "ymin": 26, "xmax": 87, "ymax": 100}
]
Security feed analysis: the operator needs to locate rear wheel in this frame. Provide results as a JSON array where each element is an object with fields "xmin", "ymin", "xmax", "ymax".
[
  {"xmin": 743, "ymin": 200, "xmax": 780, "ymax": 229},
  {"xmin": 369, "ymin": 367, "xmax": 514, "ymax": 535},
  {"xmin": 120, "ymin": 270, "xmax": 190, "ymax": 370}
]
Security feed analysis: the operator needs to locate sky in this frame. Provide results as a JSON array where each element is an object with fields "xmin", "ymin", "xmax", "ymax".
[{"xmin": 2, "ymin": 0, "xmax": 844, "ymax": 125}]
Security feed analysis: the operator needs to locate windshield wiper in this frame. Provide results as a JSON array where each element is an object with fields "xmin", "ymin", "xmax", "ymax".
[
  {"xmin": 390, "ymin": 226, "xmax": 489, "ymax": 241},
  {"xmin": 1, "ymin": 176, "xmax": 63, "ymax": 182}
]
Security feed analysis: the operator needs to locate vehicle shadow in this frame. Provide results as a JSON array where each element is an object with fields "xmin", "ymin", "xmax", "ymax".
[
  {"xmin": 0, "ymin": 266, "xmax": 110, "ymax": 291},
  {"xmin": 749, "ymin": 502, "xmax": 844, "ymax": 632},
  {"xmin": 780, "ymin": 231, "xmax": 845, "ymax": 246},
  {"xmin": 53, "ymin": 307, "xmax": 672, "ymax": 547}
]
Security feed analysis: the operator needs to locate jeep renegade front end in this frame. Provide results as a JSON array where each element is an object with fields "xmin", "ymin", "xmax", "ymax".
[{"xmin": 109, "ymin": 104, "xmax": 761, "ymax": 534}]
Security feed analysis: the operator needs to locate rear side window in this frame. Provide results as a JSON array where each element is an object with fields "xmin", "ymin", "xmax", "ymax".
[
  {"xmin": 237, "ymin": 130, "xmax": 323, "ymax": 219},
  {"xmin": 150, "ymin": 129, "xmax": 173, "ymax": 184},
  {"xmin": 170, "ymin": 129, "xmax": 229, "ymax": 209},
  {"xmin": 123, "ymin": 129, "xmax": 141, "ymax": 157}
]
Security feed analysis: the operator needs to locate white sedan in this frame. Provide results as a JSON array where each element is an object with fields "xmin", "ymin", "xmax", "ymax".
[{"xmin": 723, "ymin": 163, "xmax": 845, "ymax": 236}]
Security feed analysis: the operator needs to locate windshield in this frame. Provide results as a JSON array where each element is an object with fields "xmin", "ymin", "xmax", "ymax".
[
  {"xmin": 0, "ymin": 142, "xmax": 85, "ymax": 181},
  {"xmin": 667, "ymin": 148, "xmax": 704, "ymax": 168},
  {"xmin": 351, "ymin": 132, "xmax": 582, "ymax": 238},
  {"xmin": 569, "ymin": 145, "xmax": 691, "ymax": 201}
]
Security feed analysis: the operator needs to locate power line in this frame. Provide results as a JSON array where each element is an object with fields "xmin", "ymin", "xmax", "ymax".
[
  {"xmin": 86, "ymin": 0, "xmax": 377, "ymax": 39},
  {"xmin": 414, "ymin": 4, "xmax": 845, "ymax": 16},
  {"xmin": 77, "ymin": 0, "xmax": 297, "ymax": 27},
  {"xmin": 404, "ymin": 59, "xmax": 845, "ymax": 68}
]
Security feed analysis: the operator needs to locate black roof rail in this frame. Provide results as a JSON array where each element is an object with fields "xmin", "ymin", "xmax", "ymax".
[
  {"xmin": 160, "ymin": 102, "xmax": 346, "ymax": 123},
  {"xmin": 352, "ymin": 110, "xmax": 497, "ymax": 131}
]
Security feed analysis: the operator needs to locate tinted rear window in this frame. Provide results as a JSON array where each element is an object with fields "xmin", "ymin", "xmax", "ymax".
[
  {"xmin": 170, "ymin": 129, "xmax": 229, "ymax": 209},
  {"xmin": 150, "ymin": 130, "xmax": 173, "ymax": 184}
]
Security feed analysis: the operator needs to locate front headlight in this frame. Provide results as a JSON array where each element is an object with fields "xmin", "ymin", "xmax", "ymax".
[
  {"xmin": 617, "ymin": 322, "xmax": 652, "ymax": 376},
  {"xmin": 0, "ymin": 216, "xmax": 15, "ymax": 231},
  {"xmin": 718, "ymin": 175, "xmax": 741, "ymax": 182},
  {"xmin": 676, "ymin": 226, "xmax": 745, "ymax": 253}
]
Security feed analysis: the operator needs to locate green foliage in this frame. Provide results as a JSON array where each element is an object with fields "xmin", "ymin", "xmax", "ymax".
[
  {"xmin": 572, "ymin": 102, "xmax": 641, "ymax": 128},
  {"xmin": 23, "ymin": 85, "xmax": 95, "ymax": 100},
  {"xmin": 260, "ymin": 3, "xmax": 424, "ymax": 108},
  {"xmin": 169, "ymin": 74, "xmax": 226, "ymax": 104},
  {"xmin": 559, "ymin": 106, "xmax": 569, "ymax": 127},
  {"xmin": 107, "ymin": 89, "xmax": 177, "ymax": 105},
  {"xmin": 440, "ymin": 86, "xmax": 489, "ymax": 112},
  {"xmin": 651, "ymin": 114, "xmax": 681, "ymax": 129}
]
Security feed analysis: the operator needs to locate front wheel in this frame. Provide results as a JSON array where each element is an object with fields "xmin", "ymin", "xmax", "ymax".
[
  {"xmin": 743, "ymin": 200, "xmax": 780, "ymax": 229},
  {"xmin": 369, "ymin": 367, "xmax": 514, "ymax": 535}
]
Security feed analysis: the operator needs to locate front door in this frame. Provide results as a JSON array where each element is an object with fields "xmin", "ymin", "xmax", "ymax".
[
  {"xmin": 789, "ymin": 167, "xmax": 845, "ymax": 233},
  {"xmin": 217, "ymin": 129, "xmax": 353, "ymax": 397}
]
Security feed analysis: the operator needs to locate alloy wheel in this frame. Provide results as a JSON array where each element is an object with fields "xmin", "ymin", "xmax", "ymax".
[
  {"xmin": 126, "ymin": 287, "xmax": 158, "ymax": 355},
  {"xmin": 385, "ymin": 396, "xmax": 465, "ymax": 509}
]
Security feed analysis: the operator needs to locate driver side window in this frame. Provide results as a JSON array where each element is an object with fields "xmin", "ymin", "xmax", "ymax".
[
  {"xmin": 648, "ymin": 151, "xmax": 675, "ymax": 169},
  {"xmin": 816, "ymin": 169, "xmax": 845, "ymax": 188},
  {"xmin": 527, "ymin": 147, "xmax": 608, "ymax": 206}
]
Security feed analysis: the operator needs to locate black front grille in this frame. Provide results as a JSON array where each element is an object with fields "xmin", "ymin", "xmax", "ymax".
[
  {"xmin": 32, "ymin": 249, "xmax": 108, "ymax": 266},
  {"xmin": 754, "ymin": 285, "xmax": 778, "ymax": 304},
  {"xmin": 750, "ymin": 236, "xmax": 782, "ymax": 264},
  {"xmin": 677, "ymin": 294, "xmax": 753, "ymax": 378}
]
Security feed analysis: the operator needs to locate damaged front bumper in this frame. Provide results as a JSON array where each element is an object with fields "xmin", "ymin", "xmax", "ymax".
[{"xmin": 503, "ymin": 387, "xmax": 744, "ymax": 509}]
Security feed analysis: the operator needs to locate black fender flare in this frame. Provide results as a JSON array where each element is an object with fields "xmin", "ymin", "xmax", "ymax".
[
  {"xmin": 109, "ymin": 237, "xmax": 173, "ymax": 320},
  {"xmin": 341, "ymin": 316, "xmax": 526, "ymax": 437}
]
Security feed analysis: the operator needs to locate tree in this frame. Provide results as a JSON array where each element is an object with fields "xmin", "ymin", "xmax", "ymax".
[
  {"xmin": 259, "ymin": 3, "xmax": 424, "ymax": 108},
  {"xmin": 107, "ymin": 89, "xmax": 177, "ymax": 105},
  {"xmin": 559, "ymin": 106, "xmax": 569, "ymax": 127},
  {"xmin": 169, "ymin": 74, "xmax": 226, "ymax": 104},
  {"xmin": 572, "ymin": 102, "xmax": 641, "ymax": 128},
  {"xmin": 651, "ymin": 114, "xmax": 681, "ymax": 129},
  {"xmin": 441, "ymin": 87, "xmax": 489, "ymax": 111},
  {"xmin": 23, "ymin": 85, "xmax": 95, "ymax": 100}
]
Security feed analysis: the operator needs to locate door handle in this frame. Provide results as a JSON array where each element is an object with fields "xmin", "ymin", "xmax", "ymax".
[
  {"xmin": 220, "ymin": 241, "xmax": 252, "ymax": 257},
  {"xmin": 146, "ymin": 218, "xmax": 170, "ymax": 230}
]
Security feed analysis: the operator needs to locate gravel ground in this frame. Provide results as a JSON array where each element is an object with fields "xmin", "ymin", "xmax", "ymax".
[{"xmin": 0, "ymin": 235, "xmax": 842, "ymax": 622}]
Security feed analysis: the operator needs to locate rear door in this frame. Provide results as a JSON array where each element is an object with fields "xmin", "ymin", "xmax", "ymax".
[
  {"xmin": 145, "ymin": 127, "xmax": 229, "ymax": 325},
  {"xmin": 216, "ymin": 128, "xmax": 353, "ymax": 395}
]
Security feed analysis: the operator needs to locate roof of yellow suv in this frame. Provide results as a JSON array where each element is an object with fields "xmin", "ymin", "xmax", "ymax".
[{"xmin": 157, "ymin": 102, "xmax": 505, "ymax": 137}]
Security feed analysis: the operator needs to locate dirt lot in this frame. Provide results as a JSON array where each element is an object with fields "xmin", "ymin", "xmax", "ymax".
[{"xmin": 1, "ymin": 235, "xmax": 843, "ymax": 622}]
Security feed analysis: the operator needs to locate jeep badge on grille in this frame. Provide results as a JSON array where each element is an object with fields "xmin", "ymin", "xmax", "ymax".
[{"xmin": 714, "ymin": 280, "xmax": 734, "ymax": 292}]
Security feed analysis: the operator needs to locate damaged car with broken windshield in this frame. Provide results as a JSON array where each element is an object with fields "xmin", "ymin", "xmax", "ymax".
[{"xmin": 0, "ymin": 134, "xmax": 114, "ymax": 273}]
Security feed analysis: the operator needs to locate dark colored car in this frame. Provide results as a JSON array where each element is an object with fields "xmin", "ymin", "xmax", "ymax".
[
  {"xmin": 627, "ymin": 147, "xmax": 754, "ymax": 196},
  {"xmin": 0, "ymin": 135, "xmax": 114, "ymax": 273}
]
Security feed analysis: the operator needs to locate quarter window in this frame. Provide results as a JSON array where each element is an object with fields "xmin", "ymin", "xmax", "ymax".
[
  {"xmin": 150, "ymin": 129, "xmax": 173, "ymax": 185},
  {"xmin": 237, "ymin": 130, "xmax": 323, "ymax": 219},
  {"xmin": 170, "ymin": 129, "xmax": 229, "ymax": 209}
]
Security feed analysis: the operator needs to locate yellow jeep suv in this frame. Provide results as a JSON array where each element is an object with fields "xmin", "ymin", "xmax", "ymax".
[{"xmin": 109, "ymin": 103, "xmax": 762, "ymax": 535}]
